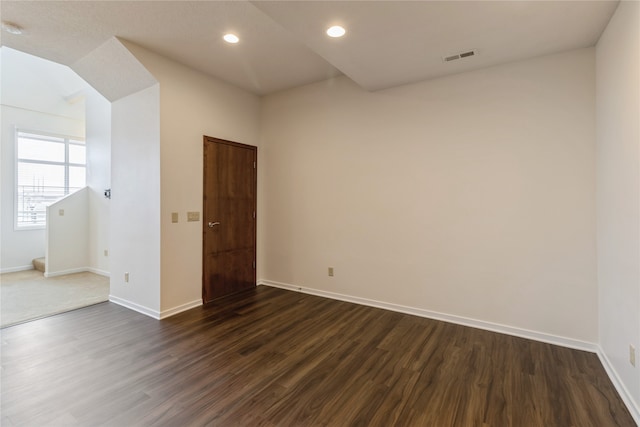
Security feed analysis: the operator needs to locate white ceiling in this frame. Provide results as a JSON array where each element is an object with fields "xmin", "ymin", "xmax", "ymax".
[
  {"xmin": 1, "ymin": 47, "xmax": 88, "ymax": 120},
  {"xmin": 0, "ymin": 1, "xmax": 619, "ymax": 96}
]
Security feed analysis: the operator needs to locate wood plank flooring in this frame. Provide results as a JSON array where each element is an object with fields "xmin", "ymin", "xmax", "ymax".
[{"xmin": 1, "ymin": 286, "xmax": 635, "ymax": 426}]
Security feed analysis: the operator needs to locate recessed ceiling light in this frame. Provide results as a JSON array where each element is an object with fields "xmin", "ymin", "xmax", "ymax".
[
  {"xmin": 223, "ymin": 33, "xmax": 239, "ymax": 44},
  {"xmin": 2, "ymin": 21, "xmax": 23, "ymax": 35},
  {"xmin": 326, "ymin": 26, "xmax": 346, "ymax": 38}
]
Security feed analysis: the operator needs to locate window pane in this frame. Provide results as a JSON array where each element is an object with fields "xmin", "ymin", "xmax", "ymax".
[
  {"xmin": 16, "ymin": 163, "xmax": 66, "ymax": 227},
  {"xmin": 69, "ymin": 166, "xmax": 86, "ymax": 189},
  {"xmin": 16, "ymin": 189, "xmax": 47, "ymax": 226},
  {"xmin": 69, "ymin": 144, "xmax": 86, "ymax": 165},
  {"xmin": 17, "ymin": 162, "xmax": 65, "ymax": 189},
  {"xmin": 18, "ymin": 137, "xmax": 65, "ymax": 162},
  {"xmin": 15, "ymin": 132, "xmax": 87, "ymax": 228}
]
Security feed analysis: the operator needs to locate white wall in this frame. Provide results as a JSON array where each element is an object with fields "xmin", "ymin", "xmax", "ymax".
[
  {"xmin": 109, "ymin": 84, "xmax": 161, "ymax": 315},
  {"xmin": 85, "ymin": 86, "xmax": 111, "ymax": 276},
  {"xmin": 0, "ymin": 47, "xmax": 86, "ymax": 272},
  {"xmin": 596, "ymin": 0, "xmax": 640, "ymax": 419},
  {"xmin": 124, "ymin": 42, "xmax": 261, "ymax": 314},
  {"xmin": 261, "ymin": 48, "xmax": 598, "ymax": 343},
  {"xmin": 0, "ymin": 106, "xmax": 84, "ymax": 272},
  {"xmin": 46, "ymin": 187, "xmax": 89, "ymax": 276}
]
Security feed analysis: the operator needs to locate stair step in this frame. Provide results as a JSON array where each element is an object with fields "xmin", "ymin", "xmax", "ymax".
[{"xmin": 32, "ymin": 257, "xmax": 45, "ymax": 273}]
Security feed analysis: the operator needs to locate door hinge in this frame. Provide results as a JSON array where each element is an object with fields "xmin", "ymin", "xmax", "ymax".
[{"xmin": 253, "ymin": 261, "xmax": 256, "ymax": 269}]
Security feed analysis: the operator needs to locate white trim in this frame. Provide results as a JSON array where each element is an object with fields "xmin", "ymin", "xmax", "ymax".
[
  {"xmin": 0, "ymin": 265, "xmax": 34, "ymax": 274},
  {"xmin": 159, "ymin": 299, "xmax": 202, "ymax": 319},
  {"xmin": 85, "ymin": 267, "xmax": 110, "ymax": 277},
  {"xmin": 40, "ymin": 266, "xmax": 109, "ymax": 278},
  {"xmin": 258, "ymin": 279, "xmax": 597, "ymax": 353},
  {"xmin": 16, "ymin": 128, "xmax": 85, "ymax": 143},
  {"xmin": 13, "ymin": 224, "xmax": 46, "ymax": 231},
  {"xmin": 1, "ymin": 265, "xmax": 109, "ymax": 277},
  {"xmin": 45, "ymin": 267, "xmax": 90, "ymax": 278},
  {"xmin": 109, "ymin": 295, "xmax": 160, "ymax": 319},
  {"xmin": 596, "ymin": 347, "xmax": 640, "ymax": 425},
  {"xmin": 109, "ymin": 296, "xmax": 202, "ymax": 321}
]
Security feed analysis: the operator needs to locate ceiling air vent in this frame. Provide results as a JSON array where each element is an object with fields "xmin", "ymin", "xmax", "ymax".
[{"xmin": 442, "ymin": 49, "xmax": 477, "ymax": 63}]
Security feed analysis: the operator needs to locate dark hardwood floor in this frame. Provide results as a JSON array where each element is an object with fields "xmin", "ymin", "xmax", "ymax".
[{"xmin": 1, "ymin": 286, "xmax": 635, "ymax": 426}]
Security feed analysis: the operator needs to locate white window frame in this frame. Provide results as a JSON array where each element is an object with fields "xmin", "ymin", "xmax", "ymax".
[{"xmin": 14, "ymin": 128, "xmax": 86, "ymax": 230}]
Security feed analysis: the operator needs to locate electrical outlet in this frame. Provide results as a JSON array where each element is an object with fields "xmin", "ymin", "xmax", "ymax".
[
  {"xmin": 124, "ymin": 272, "xmax": 129, "ymax": 283},
  {"xmin": 104, "ymin": 249, "xmax": 109, "ymax": 257},
  {"xmin": 328, "ymin": 267, "xmax": 334, "ymax": 277},
  {"xmin": 631, "ymin": 345, "xmax": 636, "ymax": 367},
  {"xmin": 59, "ymin": 209, "xmax": 64, "ymax": 216},
  {"xmin": 187, "ymin": 211, "xmax": 200, "ymax": 222}
]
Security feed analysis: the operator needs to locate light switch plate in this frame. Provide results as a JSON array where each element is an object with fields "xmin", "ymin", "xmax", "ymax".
[{"xmin": 171, "ymin": 212, "xmax": 178, "ymax": 223}]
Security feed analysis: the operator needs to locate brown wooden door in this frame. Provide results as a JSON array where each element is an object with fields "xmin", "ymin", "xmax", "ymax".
[{"xmin": 202, "ymin": 136, "xmax": 256, "ymax": 303}]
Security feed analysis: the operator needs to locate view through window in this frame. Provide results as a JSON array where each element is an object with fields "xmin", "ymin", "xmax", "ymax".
[{"xmin": 16, "ymin": 130, "xmax": 86, "ymax": 228}]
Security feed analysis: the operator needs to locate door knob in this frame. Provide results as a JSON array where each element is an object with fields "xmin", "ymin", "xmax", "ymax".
[{"xmin": 208, "ymin": 221, "xmax": 220, "ymax": 228}]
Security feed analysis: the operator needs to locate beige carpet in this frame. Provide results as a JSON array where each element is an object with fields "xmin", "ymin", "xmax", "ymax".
[{"xmin": 0, "ymin": 270, "xmax": 110, "ymax": 328}]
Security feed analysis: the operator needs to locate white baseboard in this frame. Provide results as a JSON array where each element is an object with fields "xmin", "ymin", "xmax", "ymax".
[
  {"xmin": 109, "ymin": 295, "xmax": 160, "ymax": 319},
  {"xmin": 44, "ymin": 267, "xmax": 110, "ymax": 278},
  {"xmin": 596, "ymin": 347, "xmax": 640, "ymax": 425},
  {"xmin": 0, "ymin": 265, "xmax": 35, "ymax": 274},
  {"xmin": 0, "ymin": 264, "xmax": 110, "ymax": 277},
  {"xmin": 109, "ymin": 296, "xmax": 202, "ymax": 321},
  {"xmin": 159, "ymin": 299, "xmax": 202, "ymax": 319},
  {"xmin": 45, "ymin": 267, "xmax": 88, "ymax": 278},
  {"xmin": 86, "ymin": 267, "xmax": 110, "ymax": 277},
  {"xmin": 258, "ymin": 279, "xmax": 597, "ymax": 353}
]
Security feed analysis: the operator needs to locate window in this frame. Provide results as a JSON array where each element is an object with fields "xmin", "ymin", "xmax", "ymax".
[{"xmin": 16, "ymin": 130, "xmax": 86, "ymax": 229}]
